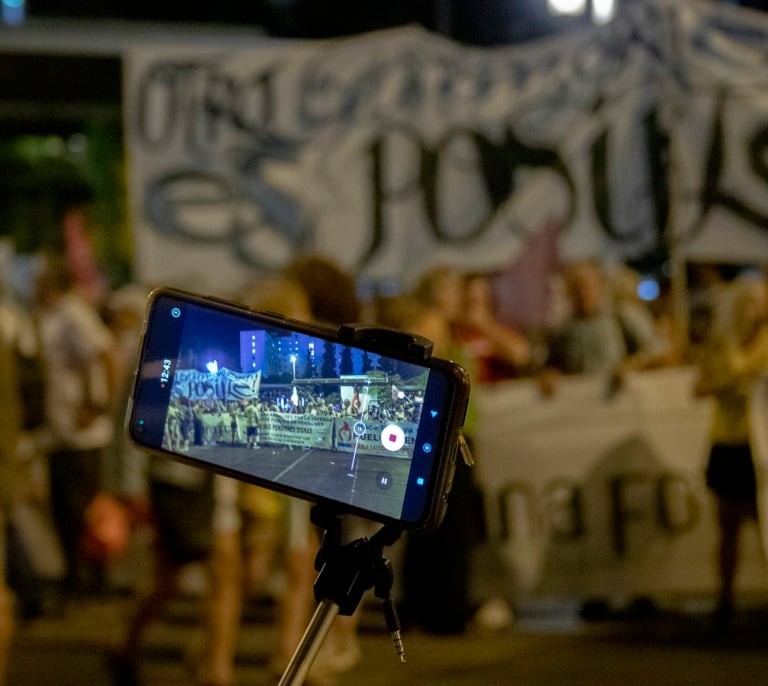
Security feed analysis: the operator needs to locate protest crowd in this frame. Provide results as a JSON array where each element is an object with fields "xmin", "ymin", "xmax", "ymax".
[{"xmin": 1, "ymin": 244, "xmax": 766, "ymax": 686}]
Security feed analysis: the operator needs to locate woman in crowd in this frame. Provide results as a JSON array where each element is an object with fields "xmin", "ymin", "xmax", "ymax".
[
  {"xmin": 452, "ymin": 272, "xmax": 532, "ymax": 383},
  {"xmin": 694, "ymin": 273, "xmax": 768, "ymax": 631}
]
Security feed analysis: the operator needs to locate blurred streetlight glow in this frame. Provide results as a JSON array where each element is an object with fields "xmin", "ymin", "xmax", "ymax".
[
  {"xmin": 593, "ymin": 0, "xmax": 617, "ymax": 24},
  {"xmin": 547, "ymin": 0, "xmax": 617, "ymax": 23},
  {"xmin": 547, "ymin": 0, "xmax": 587, "ymax": 16}
]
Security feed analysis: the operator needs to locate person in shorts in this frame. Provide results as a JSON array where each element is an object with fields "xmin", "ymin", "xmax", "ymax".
[{"xmin": 694, "ymin": 274, "xmax": 768, "ymax": 630}]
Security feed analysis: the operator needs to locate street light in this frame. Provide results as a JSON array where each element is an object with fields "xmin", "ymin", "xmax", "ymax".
[
  {"xmin": 547, "ymin": 0, "xmax": 617, "ymax": 23},
  {"xmin": 290, "ymin": 354, "xmax": 297, "ymax": 381}
]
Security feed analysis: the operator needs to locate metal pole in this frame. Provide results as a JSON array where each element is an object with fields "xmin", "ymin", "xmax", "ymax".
[{"xmin": 278, "ymin": 600, "xmax": 340, "ymax": 686}]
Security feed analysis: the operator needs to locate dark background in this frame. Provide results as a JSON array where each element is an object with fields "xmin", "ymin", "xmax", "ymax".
[
  {"xmin": 3, "ymin": 0, "xmax": 766, "ymax": 136},
  {"xmin": 0, "ymin": 0, "xmax": 567, "ymax": 136}
]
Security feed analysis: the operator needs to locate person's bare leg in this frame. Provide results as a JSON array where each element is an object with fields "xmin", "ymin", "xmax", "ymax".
[
  {"xmin": 193, "ymin": 530, "xmax": 243, "ymax": 686},
  {"xmin": 122, "ymin": 546, "xmax": 180, "ymax": 658},
  {"xmin": 715, "ymin": 498, "xmax": 744, "ymax": 629},
  {"xmin": 272, "ymin": 501, "xmax": 317, "ymax": 676},
  {"xmin": 107, "ymin": 543, "xmax": 181, "ymax": 686}
]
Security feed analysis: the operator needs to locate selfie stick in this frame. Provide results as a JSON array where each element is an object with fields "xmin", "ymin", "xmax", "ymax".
[{"xmin": 278, "ymin": 505, "xmax": 405, "ymax": 686}]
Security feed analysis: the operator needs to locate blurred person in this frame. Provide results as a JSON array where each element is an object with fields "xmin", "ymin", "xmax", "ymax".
[
  {"xmin": 283, "ymin": 256, "xmax": 361, "ymax": 332},
  {"xmin": 105, "ymin": 283, "xmax": 218, "ymax": 686},
  {"xmin": 106, "ymin": 284, "xmax": 216, "ymax": 686},
  {"xmin": 0, "ymin": 275, "xmax": 57, "ymax": 620},
  {"xmin": 282, "ymin": 255, "xmax": 370, "ymax": 683},
  {"xmin": 93, "ymin": 284, "xmax": 155, "ymax": 596},
  {"xmin": 101, "ymin": 283, "xmax": 153, "ymax": 505},
  {"xmin": 453, "ymin": 272, "xmax": 532, "ymax": 383},
  {"xmin": 451, "ymin": 272, "xmax": 529, "ymax": 630},
  {"xmin": 194, "ymin": 258, "xmax": 368, "ymax": 686},
  {"xmin": 189, "ymin": 275, "xmax": 317, "ymax": 686},
  {"xmin": 693, "ymin": 274, "xmax": 768, "ymax": 631},
  {"xmin": 107, "ymin": 451, "xmax": 216, "ymax": 686},
  {"xmin": 33, "ymin": 252, "xmax": 119, "ymax": 598},
  {"xmin": 393, "ymin": 265, "xmax": 485, "ymax": 636},
  {"xmin": 542, "ymin": 258, "xmax": 658, "ymax": 395}
]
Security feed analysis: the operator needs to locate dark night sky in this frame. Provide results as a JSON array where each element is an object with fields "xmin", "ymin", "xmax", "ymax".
[
  {"xmin": 17, "ymin": 1, "xmax": 768, "ymax": 51},
  {"xmin": 19, "ymin": 0, "xmax": 600, "ymax": 46}
]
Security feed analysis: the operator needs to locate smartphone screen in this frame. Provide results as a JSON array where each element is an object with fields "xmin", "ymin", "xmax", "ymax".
[{"xmin": 127, "ymin": 289, "xmax": 469, "ymax": 530}]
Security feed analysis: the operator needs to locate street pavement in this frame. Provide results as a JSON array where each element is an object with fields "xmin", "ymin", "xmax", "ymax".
[{"xmin": 8, "ymin": 591, "xmax": 768, "ymax": 686}]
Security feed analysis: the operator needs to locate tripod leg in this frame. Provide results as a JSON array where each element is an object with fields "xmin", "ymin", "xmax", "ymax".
[{"xmin": 278, "ymin": 600, "xmax": 340, "ymax": 686}]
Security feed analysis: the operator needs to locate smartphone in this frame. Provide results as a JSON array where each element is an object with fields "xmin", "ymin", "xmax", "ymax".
[{"xmin": 126, "ymin": 287, "xmax": 471, "ymax": 532}]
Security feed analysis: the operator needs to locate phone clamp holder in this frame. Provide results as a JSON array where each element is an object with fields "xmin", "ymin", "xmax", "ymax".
[
  {"xmin": 338, "ymin": 323, "xmax": 434, "ymax": 362},
  {"xmin": 278, "ymin": 505, "xmax": 405, "ymax": 686}
]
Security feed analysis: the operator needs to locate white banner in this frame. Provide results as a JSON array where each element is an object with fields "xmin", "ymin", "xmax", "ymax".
[
  {"xmin": 669, "ymin": 1, "xmax": 768, "ymax": 263},
  {"xmin": 124, "ymin": 6, "xmax": 664, "ymax": 293},
  {"xmin": 473, "ymin": 368, "xmax": 768, "ymax": 600},
  {"xmin": 258, "ymin": 410, "xmax": 334, "ymax": 449},
  {"xmin": 334, "ymin": 418, "xmax": 416, "ymax": 459},
  {"xmin": 253, "ymin": 410, "xmax": 415, "ymax": 457},
  {"xmin": 123, "ymin": 0, "xmax": 768, "ymax": 294},
  {"xmin": 172, "ymin": 368, "xmax": 260, "ymax": 402}
]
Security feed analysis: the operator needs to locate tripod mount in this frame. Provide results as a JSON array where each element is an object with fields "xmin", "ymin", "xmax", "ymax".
[{"xmin": 278, "ymin": 505, "xmax": 405, "ymax": 686}]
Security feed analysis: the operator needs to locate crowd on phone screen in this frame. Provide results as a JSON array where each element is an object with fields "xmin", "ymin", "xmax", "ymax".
[
  {"xmin": 0, "ymin": 249, "xmax": 765, "ymax": 686},
  {"xmin": 160, "ymin": 386, "xmax": 427, "ymax": 456}
]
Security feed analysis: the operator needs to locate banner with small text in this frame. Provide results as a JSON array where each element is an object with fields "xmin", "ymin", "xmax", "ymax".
[{"xmin": 473, "ymin": 367, "xmax": 768, "ymax": 600}]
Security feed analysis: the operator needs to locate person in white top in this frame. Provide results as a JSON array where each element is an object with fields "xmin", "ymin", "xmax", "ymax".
[{"xmin": 34, "ymin": 253, "xmax": 117, "ymax": 597}]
